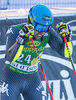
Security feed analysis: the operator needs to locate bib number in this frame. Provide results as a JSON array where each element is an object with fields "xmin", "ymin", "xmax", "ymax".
[{"xmin": 17, "ymin": 53, "xmax": 31, "ymax": 64}]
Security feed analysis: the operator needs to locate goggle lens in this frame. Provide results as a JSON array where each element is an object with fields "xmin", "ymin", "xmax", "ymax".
[{"xmin": 35, "ymin": 24, "xmax": 49, "ymax": 32}]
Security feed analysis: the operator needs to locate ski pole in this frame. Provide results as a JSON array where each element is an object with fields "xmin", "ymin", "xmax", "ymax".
[
  {"xmin": 62, "ymin": 34, "xmax": 76, "ymax": 77},
  {"xmin": 29, "ymin": 35, "xmax": 54, "ymax": 100}
]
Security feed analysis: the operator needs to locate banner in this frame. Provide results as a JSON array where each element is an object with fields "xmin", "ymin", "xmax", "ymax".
[{"xmin": 0, "ymin": 14, "xmax": 76, "ymax": 100}]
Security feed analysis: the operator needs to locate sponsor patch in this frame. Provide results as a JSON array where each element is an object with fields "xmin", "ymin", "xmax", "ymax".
[
  {"xmin": 27, "ymin": 41, "xmax": 41, "ymax": 47},
  {"xmin": 0, "ymin": 82, "xmax": 9, "ymax": 96},
  {"xmin": 43, "ymin": 16, "xmax": 51, "ymax": 21}
]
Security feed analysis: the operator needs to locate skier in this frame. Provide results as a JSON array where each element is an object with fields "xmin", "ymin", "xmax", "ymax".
[{"xmin": 1, "ymin": 4, "xmax": 72, "ymax": 100}]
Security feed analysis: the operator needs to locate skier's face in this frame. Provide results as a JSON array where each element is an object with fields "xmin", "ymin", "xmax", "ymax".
[{"xmin": 34, "ymin": 29, "xmax": 45, "ymax": 40}]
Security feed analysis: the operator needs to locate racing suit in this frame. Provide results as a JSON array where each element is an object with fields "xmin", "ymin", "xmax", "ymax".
[{"xmin": 1, "ymin": 23, "xmax": 72, "ymax": 100}]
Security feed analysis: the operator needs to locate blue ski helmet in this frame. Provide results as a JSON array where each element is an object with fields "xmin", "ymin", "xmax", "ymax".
[{"xmin": 29, "ymin": 4, "xmax": 53, "ymax": 26}]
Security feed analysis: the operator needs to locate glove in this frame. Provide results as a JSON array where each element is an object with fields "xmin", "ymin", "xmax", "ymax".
[
  {"xmin": 16, "ymin": 24, "xmax": 34, "ymax": 44},
  {"xmin": 56, "ymin": 22, "xmax": 72, "ymax": 41},
  {"xmin": 19, "ymin": 24, "xmax": 34, "ymax": 37}
]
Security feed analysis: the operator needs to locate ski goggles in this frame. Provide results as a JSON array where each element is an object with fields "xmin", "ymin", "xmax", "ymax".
[{"xmin": 34, "ymin": 24, "xmax": 51, "ymax": 32}]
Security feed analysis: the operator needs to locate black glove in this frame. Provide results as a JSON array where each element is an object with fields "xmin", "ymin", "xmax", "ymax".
[
  {"xmin": 56, "ymin": 22, "xmax": 72, "ymax": 42},
  {"xmin": 16, "ymin": 24, "xmax": 34, "ymax": 44}
]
